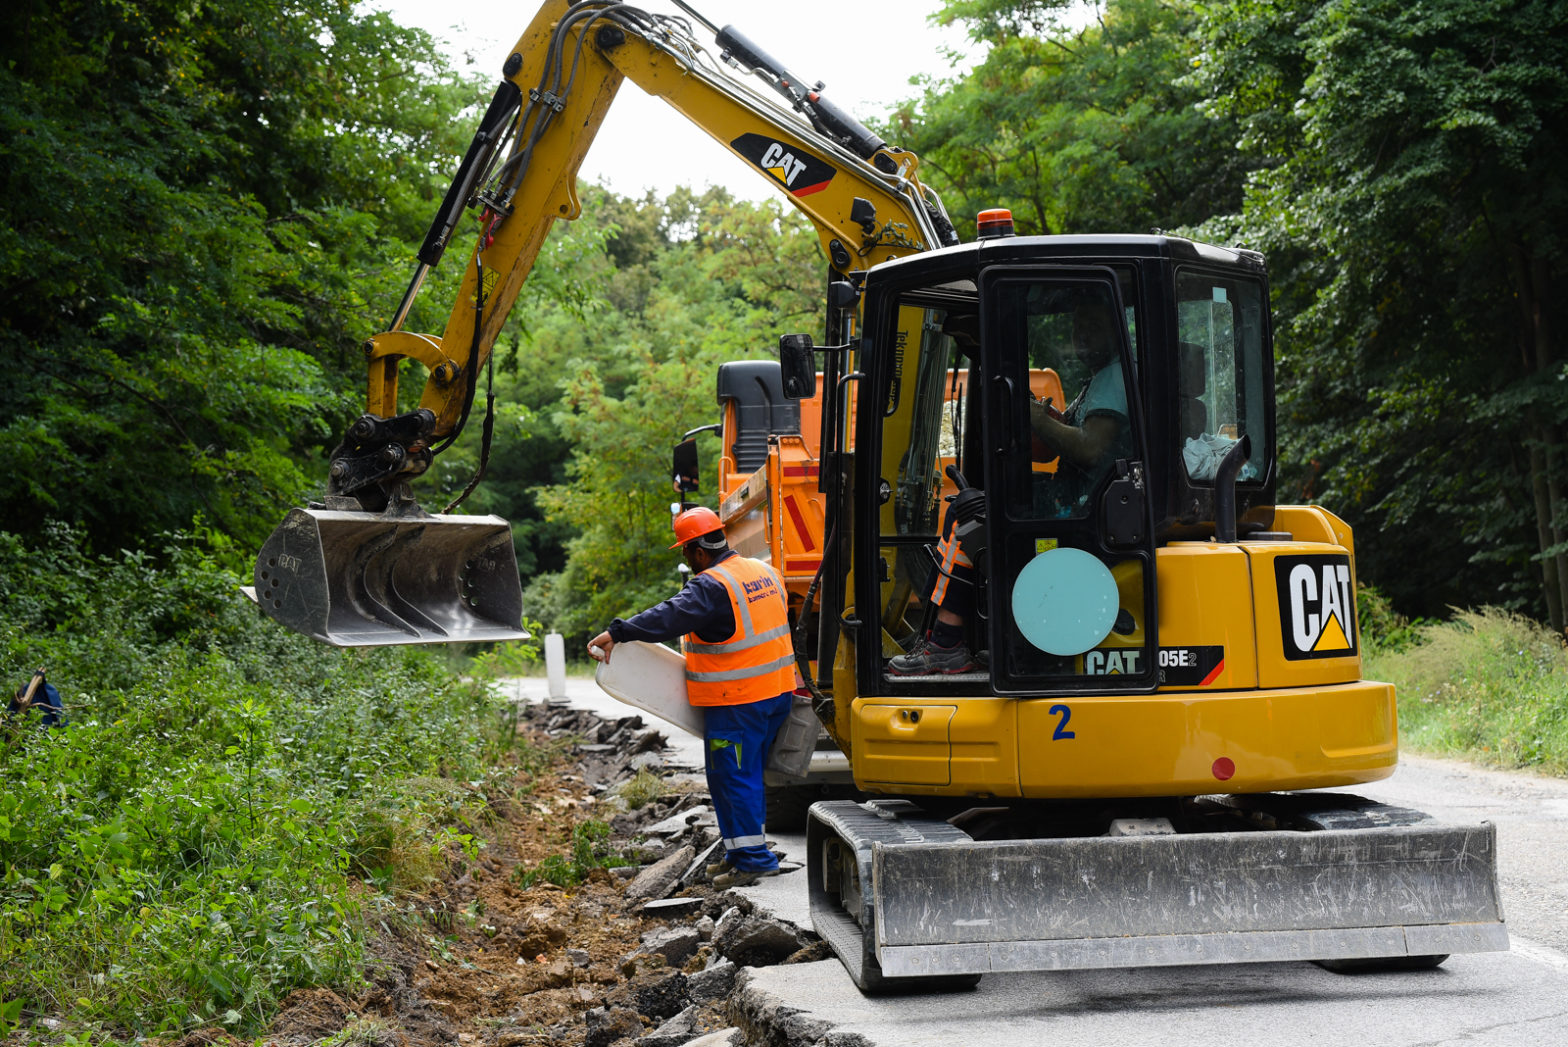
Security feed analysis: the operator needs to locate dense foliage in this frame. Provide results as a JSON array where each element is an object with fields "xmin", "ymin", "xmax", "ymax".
[
  {"xmin": 1, "ymin": 526, "xmax": 539, "ymax": 1037},
  {"xmin": 1366, "ymin": 607, "xmax": 1568, "ymax": 775},
  {"xmin": 1192, "ymin": 0, "xmax": 1568, "ymax": 625},
  {"xmin": 0, "ymin": 0, "xmax": 481, "ymax": 551},
  {"xmin": 885, "ymin": 0, "xmax": 1250, "ymax": 235}
]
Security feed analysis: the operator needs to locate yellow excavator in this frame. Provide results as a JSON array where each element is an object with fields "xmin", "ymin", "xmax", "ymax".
[{"xmin": 254, "ymin": 0, "xmax": 1507, "ymax": 993}]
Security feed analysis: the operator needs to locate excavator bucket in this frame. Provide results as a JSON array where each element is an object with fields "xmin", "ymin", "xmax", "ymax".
[{"xmin": 253, "ymin": 507, "xmax": 527, "ymax": 647}]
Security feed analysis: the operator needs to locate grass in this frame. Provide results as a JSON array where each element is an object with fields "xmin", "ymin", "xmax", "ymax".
[
  {"xmin": 614, "ymin": 767, "xmax": 670, "ymax": 810},
  {"xmin": 1365, "ymin": 603, "xmax": 1568, "ymax": 775},
  {"xmin": 512, "ymin": 819, "xmax": 634, "ymax": 889},
  {"xmin": 0, "ymin": 524, "xmax": 543, "ymax": 1042}
]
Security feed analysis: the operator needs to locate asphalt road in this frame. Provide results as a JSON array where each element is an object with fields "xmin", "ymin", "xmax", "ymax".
[
  {"xmin": 534, "ymin": 675, "xmax": 1568, "ymax": 1046},
  {"xmin": 741, "ymin": 753, "xmax": 1568, "ymax": 1047}
]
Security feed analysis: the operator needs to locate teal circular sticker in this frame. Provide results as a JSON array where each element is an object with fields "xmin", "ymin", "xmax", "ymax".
[{"xmin": 1011, "ymin": 548, "xmax": 1118, "ymax": 656}]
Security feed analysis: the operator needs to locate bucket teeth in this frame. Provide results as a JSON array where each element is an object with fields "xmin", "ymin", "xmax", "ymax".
[{"xmin": 347, "ymin": 525, "xmax": 447, "ymax": 639}]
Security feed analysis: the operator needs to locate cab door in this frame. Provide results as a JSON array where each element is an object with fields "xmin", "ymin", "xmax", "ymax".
[{"xmin": 978, "ymin": 267, "xmax": 1158, "ymax": 696}]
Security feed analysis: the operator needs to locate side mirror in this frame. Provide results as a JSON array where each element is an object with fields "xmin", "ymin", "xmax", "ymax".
[
  {"xmin": 671, "ymin": 438, "xmax": 700, "ymax": 494},
  {"xmin": 779, "ymin": 334, "xmax": 817, "ymax": 400}
]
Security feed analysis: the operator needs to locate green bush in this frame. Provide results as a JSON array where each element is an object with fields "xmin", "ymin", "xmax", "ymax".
[
  {"xmin": 1356, "ymin": 584, "xmax": 1429, "ymax": 654},
  {"xmin": 0, "ymin": 525, "xmax": 536, "ymax": 1039},
  {"xmin": 1369, "ymin": 607, "xmax": 1568, "ymax": 774}
]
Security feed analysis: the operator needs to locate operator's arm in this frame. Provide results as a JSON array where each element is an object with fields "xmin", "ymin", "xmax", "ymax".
[
  {"xmin": 1031, "ymin": 364, "xmax": 1128, "ymax": 469},
  {"xmin": 588, "ymin": 573, "xmax": 735, "ymax": 663},
  {"xmin": 1030, "ymin": 407, "xmax": 1121, "ymax": 469}
]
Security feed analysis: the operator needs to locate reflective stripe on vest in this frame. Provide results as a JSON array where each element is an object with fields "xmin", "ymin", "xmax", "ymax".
[
  {"xmin": 929, "ymin": 529, "xmax": 973, "ymax": 608},
  {"xmin": 683, "ymin": 557, "xmax": 794, "ymax": 707},
  {"xmin": 686, "ymin": 653, "xmax": 797, "ymax": 682},
  {"xmin": 685, "ymin": 622, "xmax": 791, "ymax": 654}
]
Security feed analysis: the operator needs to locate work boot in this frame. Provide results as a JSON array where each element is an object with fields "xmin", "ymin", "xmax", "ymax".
[
  {"xmin": 887, "ymin": 637, "xmax": 977, "ymax": 676},
  {"xmin": 705, "ymin": 858, "xmax": 734, "ymax": 880},
  {"xmin": 712, "ymin": 866, "xmax": 782, "ymax": 889}
]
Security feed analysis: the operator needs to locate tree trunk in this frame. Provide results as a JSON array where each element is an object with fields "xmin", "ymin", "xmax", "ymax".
[
  {"xmin": 1514, "ymin": 246, "xmax": 1567, "ymax": 632},
  {"xmin": 1528, "ymin": 439, "xmax": 1565, "ymax": 633},
  {"xmin": 1548, "ymin": 447, "xmax": 1568, "ymax": 626},
  {"xmin": 1529, "ymin": 256, "xmax": 1568, "ymax": 623}
]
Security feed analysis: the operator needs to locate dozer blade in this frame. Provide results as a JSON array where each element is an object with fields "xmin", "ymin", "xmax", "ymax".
[
  {"xmin": 253, "ymin": 507, "xmax": 528, "ymax": 647},
  {"xmin": 808, "ymin": 799, "xmax": 1507, "ymax": 991}
]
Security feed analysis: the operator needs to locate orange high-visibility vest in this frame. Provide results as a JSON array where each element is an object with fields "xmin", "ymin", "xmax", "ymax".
[
  {"xmin": 929, "ymin": 529, "xmax": 973, "ymax": 608},
  {"xmin": 683, "ymin": 556, "xmax": 794, "ymax": 707}
]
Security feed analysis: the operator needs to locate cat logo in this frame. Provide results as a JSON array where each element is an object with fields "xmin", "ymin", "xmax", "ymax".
[
  {"xmin": 1085, "ymin": 648, "xmax": 1142, "ymax": 675},
  {"xmin": 759, "ymin": 142, "xmax": 807, "ymax": 187},
  {"xmin": 729, "ymin": 133, "xmax": 837, "ymax": 197},
  {"xmin": 1274, "ymin": 554, "xmax": 1357, "ymax": 660}
]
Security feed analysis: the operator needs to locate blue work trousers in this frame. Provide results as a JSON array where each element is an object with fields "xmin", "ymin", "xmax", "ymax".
[{"xmin": 704, "ymin": 691, "xmax": 792, "ymax": 872}]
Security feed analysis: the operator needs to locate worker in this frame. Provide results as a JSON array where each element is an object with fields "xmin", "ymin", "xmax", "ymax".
[
  {"xmin": 7, "ymin": 668, "xmax": 66, "ymax": 728},
  {"xmin": 888, "ymin": 300, "xmax": 1129, "ymax": 676},
  {"xmin": 1028, "ymin": 300, "xmax": 1132, "ymax": 512},
  {"xmin": 887, "ymin": 505, "xmax": 980, "ymax": 676},
  {"xmin": 588, "ymin": 507, "xmax": 795, "ymax": 888}
]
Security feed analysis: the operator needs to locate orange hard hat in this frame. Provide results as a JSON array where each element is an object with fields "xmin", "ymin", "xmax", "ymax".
[{"xmin": 669, "ymin": 506, "xmax": 725, "ymax": 549}]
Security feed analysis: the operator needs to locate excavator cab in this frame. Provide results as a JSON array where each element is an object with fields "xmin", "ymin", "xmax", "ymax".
[
  {"xmin": 845, "ymin": 252, "xmax": 1160, "ymax": 700},
  {"xmin": 792, "ymin": 229, "xmax": 1505, "ymax": 992},
  {"xmin": 839, "ymin": 236, "xmax": 1282, "ymax": 712}
]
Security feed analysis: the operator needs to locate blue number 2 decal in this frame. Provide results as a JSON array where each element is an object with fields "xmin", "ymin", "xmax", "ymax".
[{"xmin": 1048, "ymin": 704, "xmax": 1076, "ymax": 740}]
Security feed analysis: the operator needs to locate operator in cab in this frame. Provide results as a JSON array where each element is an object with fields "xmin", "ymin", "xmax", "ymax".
[
  {"xmin": 588, "ymin": 508, "xmax": 795, "ymax": 887},
  {"xmin": 887, "ymin": 298, "xmax": 1131, "ymax": 676},
  {"xmin": 1028, "ymin": 300, "xmax": 1132, "ymax": 517}
]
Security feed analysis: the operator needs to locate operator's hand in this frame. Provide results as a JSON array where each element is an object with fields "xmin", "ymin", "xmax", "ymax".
[
  {"xmin": 588, "ymin": 631, "xmax": 615, "ymax": 665},
  {"xmin": 1032, "ymin": 394, "xmax": 1066, "ymax": 425}
]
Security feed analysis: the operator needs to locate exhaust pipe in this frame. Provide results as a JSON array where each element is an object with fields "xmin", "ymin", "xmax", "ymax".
[
  {"xmin": 253, "ymin": 506, "xmax": 527, "ymax": 647},
  {"xmin": 1214, "ymin": 434, "xmax": 1252, "ymax": 544}
]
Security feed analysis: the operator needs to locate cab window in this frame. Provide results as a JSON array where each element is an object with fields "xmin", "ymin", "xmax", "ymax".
[
  {"xmin": 1175, "ymin": 270, "xmax": 1268, "ymax": 484},
  {"xmin": 998, "ymin": 282, "xmax": 1135, "ymax": 521}
]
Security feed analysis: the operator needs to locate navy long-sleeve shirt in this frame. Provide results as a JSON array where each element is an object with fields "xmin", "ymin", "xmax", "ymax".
[{"xmin": 607, "ymin": 550, "xmax": 739, "ymax": 646}]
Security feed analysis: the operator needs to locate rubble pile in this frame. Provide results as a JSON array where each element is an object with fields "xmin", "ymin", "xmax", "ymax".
[{"xmin": 261, "ymin": 697, "xmax": 834, "ymax": 1047}]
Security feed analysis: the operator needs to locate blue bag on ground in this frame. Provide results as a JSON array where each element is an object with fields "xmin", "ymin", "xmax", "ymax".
[{"xmin": 9, "ymin": 672, "xmax": 65, "ymax": 728}]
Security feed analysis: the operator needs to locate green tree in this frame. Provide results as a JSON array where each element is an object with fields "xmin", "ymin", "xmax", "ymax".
[
  {"xmin": 882, "ymin": 0, "xmax": 1249, "ymax": 235},
  {"xmin": 0, "ymin": 0, "xmax": 481, "ymax": 551},
  {"xmin": 519, "ymin": 189, "xmax": 822, "ymax": 640},
  {"xmin": 1194, "ymin": 0, "xmax": 1568, "ymax": 624}
]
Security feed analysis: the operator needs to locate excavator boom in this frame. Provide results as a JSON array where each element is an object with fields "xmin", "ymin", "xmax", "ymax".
[{"xmin": 253, "ymin": 0, "xmax": 951, "ymax": 646}]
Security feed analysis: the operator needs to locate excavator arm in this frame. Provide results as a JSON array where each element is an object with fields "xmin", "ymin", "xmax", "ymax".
[
  {"xmin": 254, "ymin": 0, "xmax": 952, "ymax": 646},
  {"xmin": 360, "ymin": 0, "xmax": 951, "ymax": 492}
]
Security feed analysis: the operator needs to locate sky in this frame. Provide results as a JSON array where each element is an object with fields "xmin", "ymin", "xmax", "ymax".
[{"xmin": 371, "ymin": 0, "xmax": 981, "ymax": 202}]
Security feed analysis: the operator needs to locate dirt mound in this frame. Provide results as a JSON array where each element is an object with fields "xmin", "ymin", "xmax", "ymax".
[{"xmin": 267, "ymin": 989, "xmax": 354, "ymax": 1042}]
